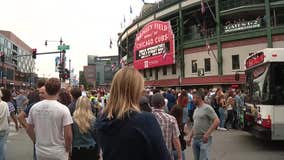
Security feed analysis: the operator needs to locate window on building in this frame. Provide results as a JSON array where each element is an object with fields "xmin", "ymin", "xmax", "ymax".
[
  {"xmin": 163, "ymin": 66, "xmax": 167, "ymax": 75},
  {"xmin": 232, "ymin": 55, "xmax": 240, "ymax": 70},
  {"xmin": 143, "ymin": 69, "xmax": 147, "ymax": 78},
  {"xmin": 172, "ymin": 64, "xmax": 176, "ymax": 74},
  {"xmin": 12, "ymin": 44, "xmax": 18, "ymax": 51},
  {"xmin": 192, "ymin": 60, "xmax": 197, "ymax": 73},
  {"xmin": 204, "ymin": 58, "xmax": 211, "ymax": 72},
  {"xmin": 149, "ymin": 68, "xmax": 152, "ymax": 77},
  {"xmin": 6, "ymin": 68, "xmax": 14, "ymax": 80}
]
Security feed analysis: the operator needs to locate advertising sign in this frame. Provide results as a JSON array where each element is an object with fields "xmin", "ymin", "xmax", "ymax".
[
  {"xmin": 133, "ymin": 20, "xmax": 175, "ymax": 70},
  {"xmin": 224, "ymin": 19, "xmax": 261, "ymax": 33},
  {"xmin": 245, "ymin": 52, "xmax": 265, "ymax": 69}
]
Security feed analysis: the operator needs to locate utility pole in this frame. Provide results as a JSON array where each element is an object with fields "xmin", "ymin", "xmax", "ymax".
[{"xmin": 45, "ymin": 38, "xmax": 69, "ymax": 83}]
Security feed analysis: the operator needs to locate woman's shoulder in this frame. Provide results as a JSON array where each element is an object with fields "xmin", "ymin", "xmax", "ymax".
[
  {"xmin": 130, "ymin": 112, "xmax": 159, "ymax": 129},
  {"xmin": 133, "ymin": 111, "xmax": 155, "ymax": 122}
]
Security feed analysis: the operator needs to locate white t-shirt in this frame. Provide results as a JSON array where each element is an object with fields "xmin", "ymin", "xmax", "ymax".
[
  {"xmin": 0, "ymin": 101, "xmax": 9, "ymax": 131},
  {"xmin": 27, "ymin": 100, "xmax": 73, "ymax": 160}
]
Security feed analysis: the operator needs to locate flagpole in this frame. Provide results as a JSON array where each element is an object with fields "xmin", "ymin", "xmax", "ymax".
[
  {"xmin": 202, "ymin": 0, "xmax": 218, "ymax": 65},
  {"xmin": 204, "ymin": 0, "xmax": 217, "ymax": 22}
]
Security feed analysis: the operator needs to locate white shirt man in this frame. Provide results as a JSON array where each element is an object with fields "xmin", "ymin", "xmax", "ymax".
[{"xmin": 27, "ymin": 78, "xmax": 73, "ymax": 160}]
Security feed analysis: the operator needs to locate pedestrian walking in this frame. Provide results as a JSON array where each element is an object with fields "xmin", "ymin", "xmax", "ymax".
[
  {"xmin": 139, "ymin": 96, "xmax": 152, "ymax": 112},
  {"xmin": 1, "ymin": 89, "xmax": 19, "ymax": 131},
  {"xmin": 0, "ymin": 90, "xmax": 9, "ymax": 160},
  {"xmin": 218, "ymin": 94, "xmax": 227, "ymax": 130},
  {"xmin": 68, "ymin": 87, "xmax": 82, "ymax": 116},
  {"xmin": 27, "ymin": 78, "xmax": 73, "ymax": 160},
  {"xmin": 18, "ymin": 80, "xmax": 46, "ymax": 160},
  {"xmin": 188, "ymin": 90, "xmax": 220, "ymax": 160},
  {"xmin": 95, "ymin": 67, "xmax": 171, "ymax": 160},
  {"xmin": 151, "ymin": 93, "xmax": 182, "ymax": 160},
  {"xmin": 15, "ymin": 89, "xmax": 28, "ymax": 116},
  {"xmin": 170, "ymin": 105, "xmax": 188, "ymax": 160},
  {"xmin": 58, "ymin": 88, "xmax": 72, "ymax": 106},
  {"xmin": 225, "ymin": 97, "xmax": 235, "ymax": 129},
  {"xmin": 71, "ymin": 96, "xmax": 99, "ymax": 160}
]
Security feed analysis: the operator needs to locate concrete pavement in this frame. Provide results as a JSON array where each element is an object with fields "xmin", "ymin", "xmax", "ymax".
[{"xmin": 6, "ymin": 124, "xmax": 284, "ymax": 160}]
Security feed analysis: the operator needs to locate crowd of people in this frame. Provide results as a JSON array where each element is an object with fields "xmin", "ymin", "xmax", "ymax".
[{"xmin": 0, "ymin": 67, "xmax": 246, "ymax": 160}]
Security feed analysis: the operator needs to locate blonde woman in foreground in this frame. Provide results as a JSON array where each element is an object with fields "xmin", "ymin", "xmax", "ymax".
[
  {"xmin": 95, "ymin": 67, "xmax": 171, "ymax": 160},
  {"xmin": 71, "ymin": 96, "xmax": 99, "ymax": 160}
]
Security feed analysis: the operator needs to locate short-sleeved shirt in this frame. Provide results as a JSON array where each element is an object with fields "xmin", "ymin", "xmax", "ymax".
[
  {"xmin": 152, "ymin": 108, "xmax": 180, "ymax": 152},
  {"xmin": 192, "ymin": 103, "xmax": 218, "ymax": 139},
  {"xmin": 15, "ymin": 95, "xmax": 28, "ymax": 109},
  {"xmin": 0, "ymin": 101, "xmax": 9, "ymax": 131},
  {"xmin": 27, "ymin": 100, "xmax": 73, "ymax": 160}
]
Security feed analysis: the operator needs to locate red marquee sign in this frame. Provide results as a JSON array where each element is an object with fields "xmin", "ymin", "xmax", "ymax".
[
  {"xmin": 133, "ymin": 20, "xmax": 175, "ymax": 70},
  {"xmin": 245, "ymin": 52, "xmax": 265, "ymax": 69}
]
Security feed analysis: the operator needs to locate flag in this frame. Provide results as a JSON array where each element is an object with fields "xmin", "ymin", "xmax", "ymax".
[
  {"xmin": 109, "ymin": 37, "xmax": 113, "ymax": 49},
  {"xmin": 201, "ymin": 0, "xmax": 205, "ymax": 15},
  {"xmin": 130, "ymin": 5, "xmax": 133, "ymax": 14},
  {"xmin": 206, "ymin": 39, "xmax": 210, "ymax": 55}
]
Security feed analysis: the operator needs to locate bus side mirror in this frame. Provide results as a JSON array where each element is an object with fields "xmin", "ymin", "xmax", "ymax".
[{"xmin": 235, "ymin": 72, "xmax": 240, "ymax": 81}]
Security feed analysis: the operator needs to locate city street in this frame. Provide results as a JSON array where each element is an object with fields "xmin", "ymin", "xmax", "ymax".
[
  {"xmin": 6, "ymin": 124, "xmax": 33, "ymax": 160},
  {"xmin": 6, "ymin": 123, "xmax": 284, "ymax": 160}
]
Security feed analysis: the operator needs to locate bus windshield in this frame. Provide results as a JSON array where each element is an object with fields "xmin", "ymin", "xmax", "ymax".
[{"xmin": 246, "ymin": 62, "xmax": 284, "ymax": 105}]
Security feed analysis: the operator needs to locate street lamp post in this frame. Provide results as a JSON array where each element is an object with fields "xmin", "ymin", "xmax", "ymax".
[{"xmin": 45, "ymin": 38, "xmax": 66, "ymax": 82}]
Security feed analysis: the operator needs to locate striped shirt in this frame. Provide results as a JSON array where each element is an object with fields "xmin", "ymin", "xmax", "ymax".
[
  {"xmin": 7, "ymin": 102, "xmax": 15, "ymax": 113},
  {"xmin": 152, "ymin": 108, "xmax": 180, "ymax": 153}
]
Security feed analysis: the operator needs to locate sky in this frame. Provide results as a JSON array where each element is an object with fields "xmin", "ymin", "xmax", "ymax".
[{"xmin": 1, "ymin": 0, "xmax": 158, "ymax": 79}]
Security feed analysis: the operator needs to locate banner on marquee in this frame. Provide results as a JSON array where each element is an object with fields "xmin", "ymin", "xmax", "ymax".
[{"xmin": 133, "ymin": 20, "xmax": 175, "ymax": 70}]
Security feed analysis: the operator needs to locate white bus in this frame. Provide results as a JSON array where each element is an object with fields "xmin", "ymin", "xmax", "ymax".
[{"xmin": 241, "ymin": 48, "xmax": 284, "ymax": 141}]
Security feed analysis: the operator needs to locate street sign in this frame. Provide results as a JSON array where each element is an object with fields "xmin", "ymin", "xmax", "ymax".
[{"xmin": 58, "ymin": 44, "xmax": 70, "ymax": 51}]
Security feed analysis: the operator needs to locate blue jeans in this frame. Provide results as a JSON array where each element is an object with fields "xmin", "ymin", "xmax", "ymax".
[
  {"xmin": 172, "ymin": 150, "xmax": 186, "ymax": 160},
  {"xmin": 0, "ymin": 130, "xmax": 8, "ymax": 160},
  {"xmin": 192, "ymin": 137, "xmax": 212, "ymax": 160},
  {"xmin": 218, "ymin": 107, "xmax": 226, "ymax": 128}
]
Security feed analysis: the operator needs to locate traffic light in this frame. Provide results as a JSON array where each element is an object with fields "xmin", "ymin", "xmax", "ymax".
[
  {"xmin": 0, "ymin": 52, "xmax": 4, "ymax": 63},
  {"xmin": 32, "ymin": 48, "xmax": 37, "ymax": 59},
  {"xmin": 58, "ymin": 63, "xmax": 64, "ymax": 78}
]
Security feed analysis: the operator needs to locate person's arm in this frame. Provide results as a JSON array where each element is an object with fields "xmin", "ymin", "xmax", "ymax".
[
  {"xmin": 172, "ymin": 119, "xmax": 182, "ymax": 160},
  {"xmin": 203, "ymin": 117, "xmax": 220, "ymax": 143},
  {"xmin": 172, "ymin": 137, "xmax": 182, "ymax": 160},
  {"xmin": 64, "ymin": 125, "xmax": 72, "ymax": 153},
  {"xmin": 203, "ymin": 107, "xmax": 220, "ymax": 143},
  {"xmin": 18, "ymin": 111, "xmax": 28, "ymax": 129},
  {"xmin": 187, "ymin": 128, "xmax": 194, "ymax": 146},
  {"xmin": 26, "ymin": 124, "xmax": 36, "ymax": 144},
  {"xmin": 62, "ymin": 108, "xmax": 73, "ymax": 153}
]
